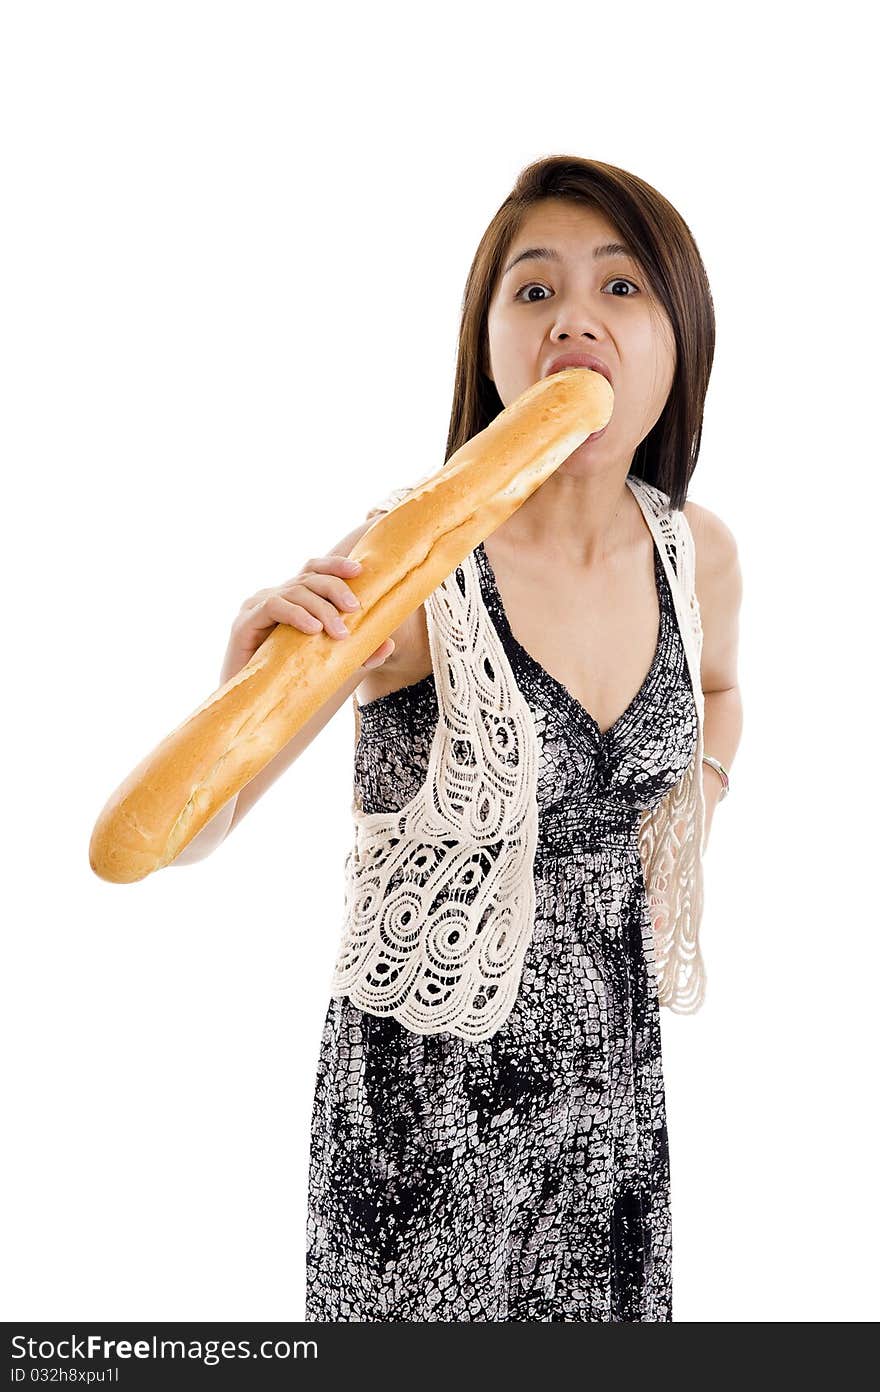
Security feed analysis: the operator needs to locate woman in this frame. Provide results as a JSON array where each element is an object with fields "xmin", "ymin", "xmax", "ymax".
[{"xmin": 201, "ymin": 155, "xmax": 743, "ymax": 1319}]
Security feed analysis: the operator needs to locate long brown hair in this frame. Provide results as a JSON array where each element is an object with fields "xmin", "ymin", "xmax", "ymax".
[{"xmin": 444, "ymin": 155, "xmax": 715, "ymax": 512}]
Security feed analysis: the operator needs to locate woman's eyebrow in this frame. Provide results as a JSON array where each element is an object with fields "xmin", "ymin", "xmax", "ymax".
[{"xmin": 502, "ymin": 242, "xmax": 634, "ymax": 278}]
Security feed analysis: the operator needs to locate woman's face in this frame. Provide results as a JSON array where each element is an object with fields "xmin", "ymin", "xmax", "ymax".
[{"xmin": 485, "ymin": 199, "xmax": 676, "ymax": 475}]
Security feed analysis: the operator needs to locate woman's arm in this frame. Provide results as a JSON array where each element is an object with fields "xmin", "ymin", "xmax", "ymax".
[
  {"xmin": 684, "ymin": 501, "xmax": 744, "ymax": 845},
  {"xmin": 172, "ymin": 514, "xmax": 400, "ymax": 864}
]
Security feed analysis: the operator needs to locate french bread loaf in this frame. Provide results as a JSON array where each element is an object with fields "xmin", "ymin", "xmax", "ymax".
[{"xmin": 89, "ymin": 368, "xmax": 613, "ymax": 883}]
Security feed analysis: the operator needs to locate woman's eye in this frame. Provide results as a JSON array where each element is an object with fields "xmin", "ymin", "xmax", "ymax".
[
  {"xmin": 514, "ymin": 282, "xmax": 552, "ymax": 303},
  {"xmin": 514, "ymin": 277, "xmax": 640, "ymax": 302},
  {"xmin": 604, "ymin": 278, "xmax": 640, "ymax": 296}
]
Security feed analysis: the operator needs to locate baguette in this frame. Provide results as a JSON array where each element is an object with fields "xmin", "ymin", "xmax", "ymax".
[{"xmin": 89, "ymin": 368, "xmax": 613, "ymax": 883}]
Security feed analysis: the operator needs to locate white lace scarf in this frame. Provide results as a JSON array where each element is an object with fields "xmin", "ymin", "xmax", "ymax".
[{"xmin": 329, "ymin": 473, "xmax": 707, "ymax": 1040}]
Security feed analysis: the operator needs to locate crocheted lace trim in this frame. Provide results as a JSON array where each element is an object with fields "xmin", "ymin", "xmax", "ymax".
[
  {"xmin": 635, "ymin": 480, "xmax": 707, "ymax": 1013},
  {"xmin": 329, "ymin": 472, "xmax": 706, "ymax": 1037}
]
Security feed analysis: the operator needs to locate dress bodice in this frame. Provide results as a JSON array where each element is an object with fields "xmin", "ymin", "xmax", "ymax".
[{"xmin": 354, "ymin": 536, "xmax": 698, "ymax": 863}]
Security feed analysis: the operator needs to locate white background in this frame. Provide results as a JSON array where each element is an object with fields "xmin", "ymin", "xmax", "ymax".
[{"xmin": 3, "ymin": 0, "xmax": 877, "ymax": 1323}]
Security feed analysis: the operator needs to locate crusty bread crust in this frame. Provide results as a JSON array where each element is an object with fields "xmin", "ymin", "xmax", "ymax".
[{"xmin": 89, "ymin": 369, "xmax": 613, "ymax": 883}]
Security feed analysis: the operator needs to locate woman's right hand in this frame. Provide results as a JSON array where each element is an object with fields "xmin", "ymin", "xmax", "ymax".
[{"xmin": 220, "ymin": 554, "xmax": 395, "ymax": 684}]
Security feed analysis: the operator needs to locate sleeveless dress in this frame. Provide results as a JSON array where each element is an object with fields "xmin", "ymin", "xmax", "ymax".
[{"xmin": 305, "ymin": 533, "xmax": 699, "ymax": 1322}]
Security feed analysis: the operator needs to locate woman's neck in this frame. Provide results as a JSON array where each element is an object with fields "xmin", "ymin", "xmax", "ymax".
[{"xmin": 495, "ymin": 466, "xmax": 638, "ymax": 568}]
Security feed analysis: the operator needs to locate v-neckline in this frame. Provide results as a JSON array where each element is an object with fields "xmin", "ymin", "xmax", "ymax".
[{"xmin": 474, "ymin": 524, "xmax": 668, "ymax": 746}]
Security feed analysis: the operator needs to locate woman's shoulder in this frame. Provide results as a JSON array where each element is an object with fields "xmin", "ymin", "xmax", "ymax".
[
  {"xmin": 682, "ymin": 499, "xmax": 740, "ymax": 573},
  {"xmin": 681, "ymin": 499, "xmax": 743, "ymax": 680}
]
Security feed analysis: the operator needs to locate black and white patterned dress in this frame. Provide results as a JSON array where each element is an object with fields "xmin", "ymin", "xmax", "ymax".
[{"xmin": 306, "ymin": 533, "xmax": 698, "ymax": 1322}]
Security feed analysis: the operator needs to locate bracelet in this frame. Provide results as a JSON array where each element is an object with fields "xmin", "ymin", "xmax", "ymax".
[{"xmin": 702, "ymin": 754, "xmax": 730, "ymax": 800}]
